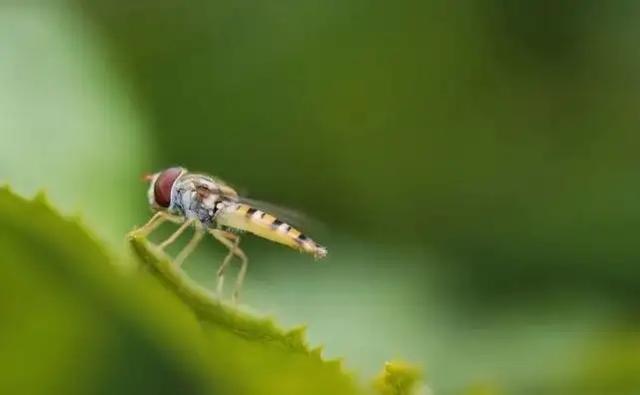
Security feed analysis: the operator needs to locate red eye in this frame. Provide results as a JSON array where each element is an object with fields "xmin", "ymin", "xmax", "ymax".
[{"xmin": 154, "ymin": 167, "xmax": 183, "ymax": 208}]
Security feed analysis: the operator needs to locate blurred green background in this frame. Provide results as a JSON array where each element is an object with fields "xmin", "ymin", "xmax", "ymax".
[{"xmin": 2, "ymin": 0, "xmax": 640, "ymax": 393}]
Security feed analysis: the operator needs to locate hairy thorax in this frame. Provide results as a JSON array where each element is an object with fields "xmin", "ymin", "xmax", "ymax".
[{"xmin": 170, "ymin": 175, "xmax": 238, "ymax": 227}]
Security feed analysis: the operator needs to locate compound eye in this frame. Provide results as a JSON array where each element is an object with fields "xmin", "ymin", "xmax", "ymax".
[{"xmin": 154, "ymin": 167, "xmax": 183, "ymax": 208}]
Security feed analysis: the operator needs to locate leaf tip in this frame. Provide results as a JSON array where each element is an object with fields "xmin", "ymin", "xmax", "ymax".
[
  {"xmin": 284, "ymin": 325, "xmax": 308, "ymax": 348},
  {"xmin": 325, "ymin": 357, "xmax": 345, "ymax": 371},
  {"xmin": 310, "ymin": 345, "xmax": 324, "ymax": 359},
  {"xmin": 33, "ymin": 189, "xmax": 52, "ymax": 205}
]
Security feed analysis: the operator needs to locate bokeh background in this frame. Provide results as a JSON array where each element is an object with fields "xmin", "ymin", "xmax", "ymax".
[{"xmin": 2, "ymin": 0, "xmax": 640, "ymax": 393}]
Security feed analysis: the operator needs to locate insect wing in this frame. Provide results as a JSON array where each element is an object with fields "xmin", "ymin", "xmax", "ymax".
[{"xmin": 238, "ymin": 196, "xmax": 322, "ymax": 231}]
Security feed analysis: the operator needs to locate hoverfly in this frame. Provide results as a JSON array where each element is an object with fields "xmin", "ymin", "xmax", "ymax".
[{"xmin": 131, "ymin": 167, "xmax": 327, "ymax": 302}]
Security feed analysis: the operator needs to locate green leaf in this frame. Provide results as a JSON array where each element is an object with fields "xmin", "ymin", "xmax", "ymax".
[
  {"xmin": 0, "ymin": 186, "xmax": 219, "ymax": 395},
  {"xmin": 129, "ymin": 234, "xmax": 359, "ymax": 395},
  {"xmin": 0, "ymin": 186, "xmax": 367, "ymax": 395},
  {"xmin": 0, "ymin": 4, "xmax": 150, "ymax": 248},
  {"xmin": 130, "ymin": 235, "xmax": 317, "ymax": 351},
  {"xmin": 373, "ymin": 361, "xmax": 424, "ymax": 395}
]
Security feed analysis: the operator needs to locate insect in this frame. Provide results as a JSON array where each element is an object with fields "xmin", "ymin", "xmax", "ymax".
[{"xmin": 131, "ymin": 166, "xmax": 327, "ymax": 302}]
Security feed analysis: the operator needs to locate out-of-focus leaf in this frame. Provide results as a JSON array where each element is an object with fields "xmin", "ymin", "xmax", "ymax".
[
  {"xmin": 560, "ymin": 333, "xmax": 640, "ymax": 395},
  {"xmin": 374, "ymin": 361, "xmax": 424, "ymax": 395},
  {"xmin": 0, "ymin": 3, "xmax": 150, "ymax": 248},
  {"xmin": 0, "ymin": 186, "xmax": 219, "ymax": 395}
]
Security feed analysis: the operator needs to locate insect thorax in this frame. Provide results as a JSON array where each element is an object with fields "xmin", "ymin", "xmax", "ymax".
[{"xmin": 169, "ymin": 174, "xmax": 237, "ymax": 227}]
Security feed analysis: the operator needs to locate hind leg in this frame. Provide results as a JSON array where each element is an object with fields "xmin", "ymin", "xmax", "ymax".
[
  {"xmin": 210, "ymin": 229, "xmax": 248, "ymax": 302},
  {"xmin": 213, "ymin": 233, "xmax": 238, "ymax": 296}
]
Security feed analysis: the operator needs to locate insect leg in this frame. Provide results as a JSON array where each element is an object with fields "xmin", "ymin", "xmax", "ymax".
[
  {"xmin": 210, "ymin": 229, "xmax": 239, "ymax": 296},
  {"xmin": 232, "ymin": 248, "xmax": 249, "ymax": 304},
  {"xmin": 159, "ymin": 218, "xmax": 195, "ymax": 250},
  {"xmin": 162, "ymin": 212, "xmax": 186, "ymax": 225},
  {"xmin": 212, "ymin": 232, "xmax": 238, "ymax": 296},
  {"xmin": 210, "ymin": 229, "xmax": 247, "ymax": 301},
  {"xmin": 174, "ymin": 225, "xmax": 205, "ymax": 267},
  {"xmin": 130, "ymin": 211, "xmax": 165, "ymax": 237},
  {"xmin": 130, "ymin": 211, "xmax": 185, "ymax": 238}
]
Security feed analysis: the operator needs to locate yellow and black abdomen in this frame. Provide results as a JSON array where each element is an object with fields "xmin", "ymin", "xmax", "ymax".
[{"xmin": 216, "ymin": 203, "xmax": 327, "ymax": 259}]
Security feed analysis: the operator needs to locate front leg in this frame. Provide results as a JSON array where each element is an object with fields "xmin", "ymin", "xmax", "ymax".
[
  {"xmin": 129, "ymin": 211, "xmax": 164, "ymax": 238},
  {"xmin": 129, "ymin": 211, "xmax": 184, "ymax": 238}
]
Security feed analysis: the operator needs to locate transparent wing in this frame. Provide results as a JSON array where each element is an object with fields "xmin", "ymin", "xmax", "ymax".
[
  {"xmin": 238, "ymin": 196, "xmax": 324, "ymax": 231},
  {"xmin": 201, "ymin": 172, "xmax": 325, "ymax": 230}
]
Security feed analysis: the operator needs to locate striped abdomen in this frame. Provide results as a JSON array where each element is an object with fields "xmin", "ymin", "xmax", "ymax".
[{"xmin": 216, "ymin": 203, "xmax": 327, "ymax": 259}]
